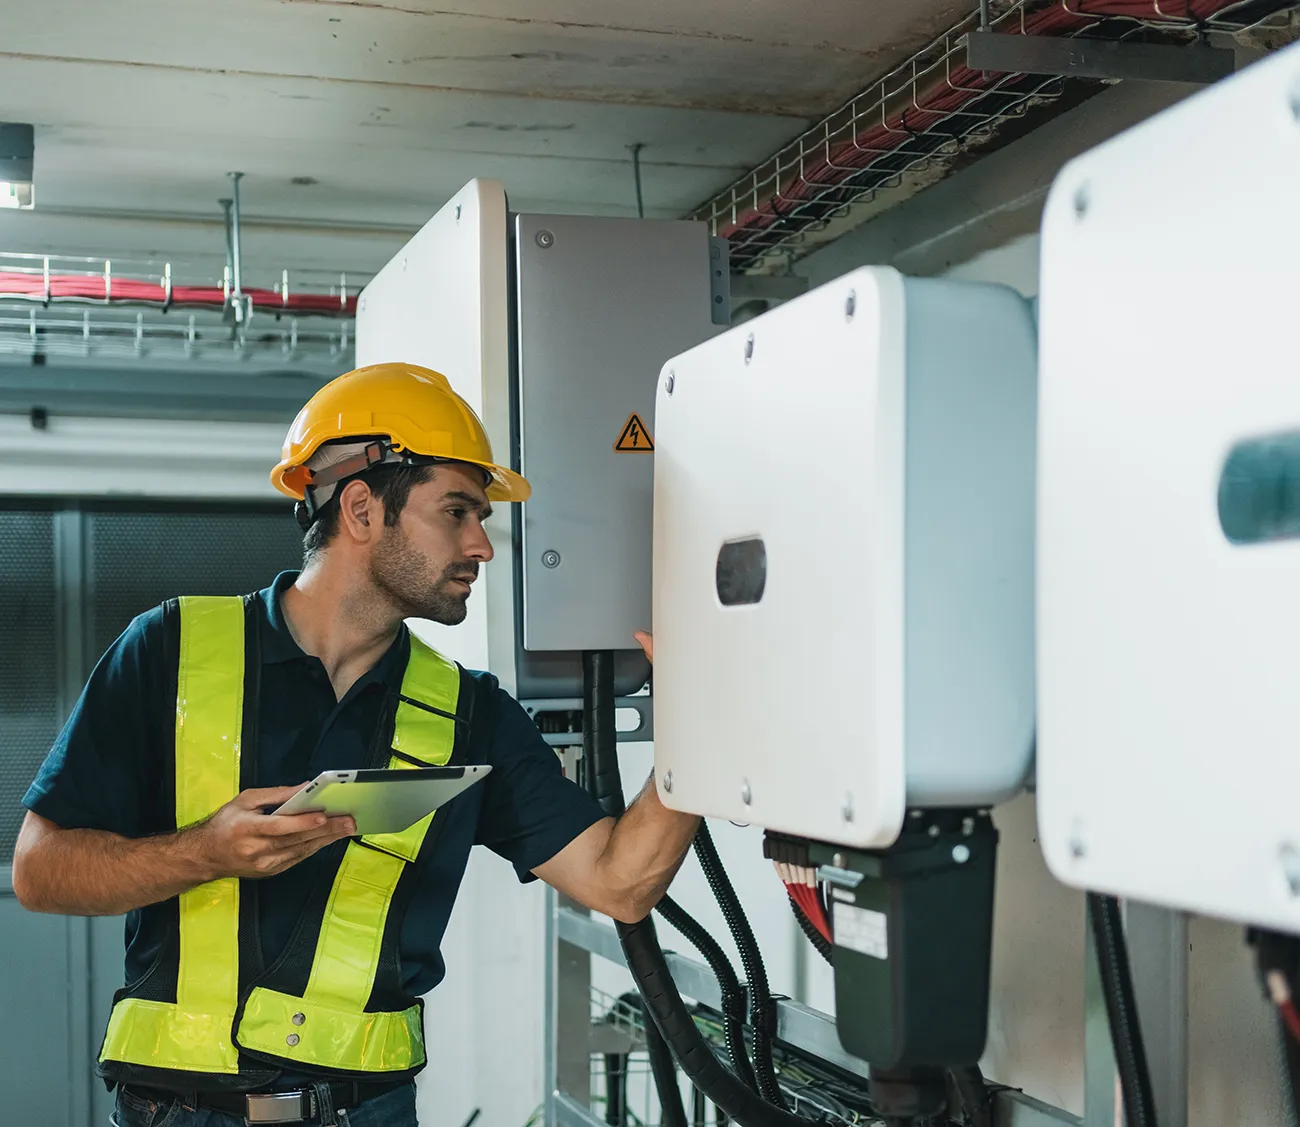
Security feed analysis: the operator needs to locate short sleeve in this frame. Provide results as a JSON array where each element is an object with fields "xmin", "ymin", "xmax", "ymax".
[
  {"xmin": 472, "ymin": 680, "xmax": 608, "ymax": 882},
  {"xmin": 22, "ymin": 609, "xmax": 168, "ymax": 838}
]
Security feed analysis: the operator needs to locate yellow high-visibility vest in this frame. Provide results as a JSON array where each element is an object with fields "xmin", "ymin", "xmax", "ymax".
[{"xmin": 100, "ymin": 595, "xmax": 463, "ymax": 1081}]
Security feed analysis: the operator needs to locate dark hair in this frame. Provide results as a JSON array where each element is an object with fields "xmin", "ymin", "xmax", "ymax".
[{"xmin": 302, "ymin": 463, "xmax": 436, "ymax": 565}]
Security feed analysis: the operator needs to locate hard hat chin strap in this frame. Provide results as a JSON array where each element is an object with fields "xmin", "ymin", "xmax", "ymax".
[
  {"xmin": 296, "ymin": 438, "xmax": 492, "ymax": 532},
  {"xmin": 298, "ymin": 439, "xmax": 394, "ymax": 531}
]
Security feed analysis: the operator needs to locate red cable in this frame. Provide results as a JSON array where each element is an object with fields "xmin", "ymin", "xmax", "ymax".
[
  {"xmin": 787, "ymin": 882, "xmax": 833, "ymax": 944},
  {"xmin": 0, "ymin": 270, "xmax": 357, "ymax": 315},
  {"xmin": 1281, "ymin": 1000, "xmax": 1300, "ymax": 1042}
]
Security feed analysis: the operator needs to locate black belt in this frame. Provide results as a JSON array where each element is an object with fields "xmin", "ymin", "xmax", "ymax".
[{"xmin": 124, "ymin": 1079, "xmax": 410, "ymax": 1124}]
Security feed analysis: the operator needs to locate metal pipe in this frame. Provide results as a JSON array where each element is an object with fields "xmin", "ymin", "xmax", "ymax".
[
  {"xmin": 219, "ymin": 198, "xmax": 234, "ymax": 298},
  {"xmin": 227, "ymin": 171, "xmax": 245, "ymax": 299},
  {"xmin": 629, "ymin": 143, "xmax": 646, "ymax": 219}
]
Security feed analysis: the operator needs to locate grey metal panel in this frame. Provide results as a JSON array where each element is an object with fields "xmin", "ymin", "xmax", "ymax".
[
  {"xmin": 966, "ymin": 31, "xmax": 1234, "ymax": 85},
  {"xmin": 514, "ymin": 214, "xmax": 719, "ymax": 653},
  {"xmin": 0, "ymin": 509, "xmax": 57, "ymax": 863},
  {"xmin": 0, "ymin": 900, "xmax": 77, "ymax": 1127},
  {"xmin": 85, "ymin": 506, "xmax": 303, "ymax": 658}
]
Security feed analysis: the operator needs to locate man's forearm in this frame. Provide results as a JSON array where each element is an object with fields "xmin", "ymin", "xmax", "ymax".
[
  {"xmin": 13, "ymin": 817, "xmax": 214, "ymax": 917},
  {"xmin": 597, "ymin": 772, "xmax": 700, "ymax": 922}
]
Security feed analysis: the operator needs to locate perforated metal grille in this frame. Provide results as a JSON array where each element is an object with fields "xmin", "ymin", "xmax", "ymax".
[
  {"xmin": 0, "ymin": 511, "xmax": 56, "ymax": 862},
  {"xmin": 87, "ymin": 507, "xmax": 302, "ymax": 657}
]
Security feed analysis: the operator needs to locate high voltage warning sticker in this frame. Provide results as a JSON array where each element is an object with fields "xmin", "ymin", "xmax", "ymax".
[{"xmin": 615, "ymin": 413, "xmax": 654, "ymax": 453}]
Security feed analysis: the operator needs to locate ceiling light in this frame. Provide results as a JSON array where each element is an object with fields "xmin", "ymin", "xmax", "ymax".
[{"xmin": 0, "ymin": 124, "xmax": 35, "ymax": 210}]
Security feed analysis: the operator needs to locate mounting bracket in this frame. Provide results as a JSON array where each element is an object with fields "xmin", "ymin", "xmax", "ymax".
[{"xmin": 966, "ymin": 31, "xmax": 1236, "ymax": 85}]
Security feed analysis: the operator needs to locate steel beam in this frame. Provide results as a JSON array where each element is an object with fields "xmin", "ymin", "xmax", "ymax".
[
  {"xmin": 728, "ymin": 274, "xmax": 810, "ymax": 302},
  {"xmin": 997, "ymin": 1090, "xmax": 1083, "ymax": 1127},
  {"xmin": 967, "ymin": 31, "xmax": 1235, "ymax": 86},
  {"xmin": 553, "ymin": 1090, "xmax": 608, "ymax": 1127},
  {"xmin": 1125, "ymin": 903, "xmax": 1189, "ymax": 1127}
]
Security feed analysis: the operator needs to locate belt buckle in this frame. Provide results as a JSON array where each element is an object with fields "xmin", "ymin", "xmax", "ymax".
[{"xmin": 244, "ymin": 1091, "xmax": 310, "ymax": 1125}]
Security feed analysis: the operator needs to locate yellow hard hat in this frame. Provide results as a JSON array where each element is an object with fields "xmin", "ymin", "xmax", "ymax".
[{"xmin": 271, "ymin": 362, "xmax": 531, "ymax": 506}]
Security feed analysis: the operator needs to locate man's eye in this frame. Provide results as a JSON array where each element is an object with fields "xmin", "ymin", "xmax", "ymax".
[{"xmin": 448, "ymin": 508, "xmax": 466, "ymax": 520}]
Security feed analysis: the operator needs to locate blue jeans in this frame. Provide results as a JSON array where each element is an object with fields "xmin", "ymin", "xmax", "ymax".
[{"xmin": 111, "ymin": 1083, "xmax": 418, "ymax": 1127}]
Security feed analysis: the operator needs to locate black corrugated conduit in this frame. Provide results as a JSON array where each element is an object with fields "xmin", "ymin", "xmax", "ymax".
[
  {"xmin": 582, "ymin": 650, "xmax": 823, "ymax": 1127},
  {"xmin": 694, "ymin": 822, "xmax": 786, "ymax": 1108},
  {"xmin": 655, "ymin": 892, "xmax": 759, "ymax": 1093},
  {"xmin": 1087, "ymin": 893, "xmax": 1158, "ymax": 1127},
  {"xmin": 583, "ymin": 652, "xmax": 687, "ymax": 1127},
  {"xmin": 788, "ymin": 894, "xmax": 833, "ymax": 965}
]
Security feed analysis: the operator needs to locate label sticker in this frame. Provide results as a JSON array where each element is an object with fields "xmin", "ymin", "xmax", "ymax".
[
  {"xmin": 615, "ymin": 413, "xmax": 654, "ymax": 453},
  {"xmin": 833, "ymin": 902, "xmax": 888, "ymax": 960}
]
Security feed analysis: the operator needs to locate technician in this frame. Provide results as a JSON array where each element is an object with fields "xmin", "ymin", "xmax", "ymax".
[{"xmin": 13, "ymin": 362, "xmax": 698, "ymax": 1127}]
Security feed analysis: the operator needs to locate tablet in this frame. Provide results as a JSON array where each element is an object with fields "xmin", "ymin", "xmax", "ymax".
[{"xmin": 273, "ymin": 766, "xmax": 491, "ymax": 836}]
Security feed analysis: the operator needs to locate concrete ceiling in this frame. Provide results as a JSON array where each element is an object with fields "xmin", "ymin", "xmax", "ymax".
[{"xmin": 0, "ymin": 0, "xmax": 969, "ymax": 280}]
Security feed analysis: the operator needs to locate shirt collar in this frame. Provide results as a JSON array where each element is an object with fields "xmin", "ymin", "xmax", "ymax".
[{"xmin": 257, "ymin": 570, "xmax": 409, "ymax": 691}]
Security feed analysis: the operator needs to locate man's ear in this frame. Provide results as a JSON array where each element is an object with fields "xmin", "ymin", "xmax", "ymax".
[{"xmin": 336, "ymin": 479, "xmax": 381, "ymax": 542}]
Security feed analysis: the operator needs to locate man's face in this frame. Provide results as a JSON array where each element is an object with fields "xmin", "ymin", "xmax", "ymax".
[{"xmin": 368, "ymin": 463, "xmax": 495, "ymax": 625}]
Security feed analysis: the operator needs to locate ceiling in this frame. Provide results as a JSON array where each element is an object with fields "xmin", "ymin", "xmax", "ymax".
[{"xmin": 0, "ymin": 0, "xmax": 969, "ymax": 282}]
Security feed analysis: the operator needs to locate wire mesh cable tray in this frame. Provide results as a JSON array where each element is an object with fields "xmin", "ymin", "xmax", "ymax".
[{"xmin": 692, "ymin": 0, "xmax": 1300, "ymax": 271}]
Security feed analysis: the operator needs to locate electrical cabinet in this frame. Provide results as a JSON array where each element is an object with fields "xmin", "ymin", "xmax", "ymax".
[
  {"xmin": 652, "ymin": 266, "xmax": 1037, "ymax": 848},
  {"xmin": 357, "ymin": 181, "xmax": 720, "ymax": 706},
  {"xmin": 1037, "ymin": 38, "xmax": 1300, "ymax": 930}
]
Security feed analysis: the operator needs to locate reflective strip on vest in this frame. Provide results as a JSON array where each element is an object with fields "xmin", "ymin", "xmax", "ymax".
[
  {"xmin": 101, "ymin": 596, "xmax": 245, "ymax": 1073},
  {"xmin": 102, "ymin": 607, "xmax": 459, "ymax": 1077},
  {"xmin": 237, "ymin": 637, "xmax": 458, "ymax": 1070}
]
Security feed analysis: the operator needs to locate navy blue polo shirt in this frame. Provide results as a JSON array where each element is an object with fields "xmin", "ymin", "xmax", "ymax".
[{"xmin": 23, "ymin": 571, "xmax": 606, "ymax": 1001}]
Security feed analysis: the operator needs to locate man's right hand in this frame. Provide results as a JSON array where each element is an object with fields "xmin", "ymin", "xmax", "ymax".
[{"xmin": 186, "ymin": 786, "xmax": 357, "ymax": 881}]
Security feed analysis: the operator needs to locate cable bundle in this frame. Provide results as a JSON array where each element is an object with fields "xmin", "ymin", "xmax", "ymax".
[{"xmin": 711, "ymin": 0, "xmax": 1281, "ymax": 261}]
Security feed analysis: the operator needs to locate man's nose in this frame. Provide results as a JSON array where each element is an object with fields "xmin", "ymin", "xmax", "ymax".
[{"xmin": 465, "ymin": 520, "xmax": 494, "ymax": 563}]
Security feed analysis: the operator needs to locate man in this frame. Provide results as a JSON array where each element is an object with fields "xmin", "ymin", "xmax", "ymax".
[{"xmin": 13, "ymin": 362, "xmax": 698, "ymax": 1127}]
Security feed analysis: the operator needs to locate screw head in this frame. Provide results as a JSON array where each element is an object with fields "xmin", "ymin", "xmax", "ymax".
[
  {"xmin": 842, "ymin": 792, "xmax": 854, "ymax": 823},
  {"xmin": 1069, "ymin": 834, "xmax": 1086, "ymax": 860},
  {"xmin": 744, "ymin": 334, "xmax": 755, "ymax": 364},
  {"xmin": 292, "ymin": 1012, "xmax": 306, "ymax": 1026},
  {"xmin": 832, "ymin": 852, "xmax": 846, "ymax": 869},
  {"xmin": 536, "ymin": 229, "xmax": 555, "ymax": 248},
  {"xmin": 741, "ymin": 779, "xmax": 752, "ymax": 806},
  {"xmin": 286, "ymin": 1033, "xmax": 300, "ymax": 1047},
  {"xmin": 663, "ymin": 769, "xmax": 673, "ymax": 794},
  {"xmin": 962, "ymin": 817, "xmax": 975, "ymax": 836},
  {"xmin": 541, "ymin": 550, "xmax": 561, "ymax": 569},
  {"xmin": 1073, "ymin": 183, "xmax": 1090, "ymax": 220},
  {"xmin": 665, "ymin": 372, "xmax": 675, "ymax": 395},
  {"xmin": 455, "ymin": 203, "xmax": 463, "ymax": 221},
  {"xmin": 845, "ymin": 290, "xmax": 856, "ymax": 320},
  {"xmin": 952, "ymin": 844, "xmax": 971, "ymax": 865}
]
